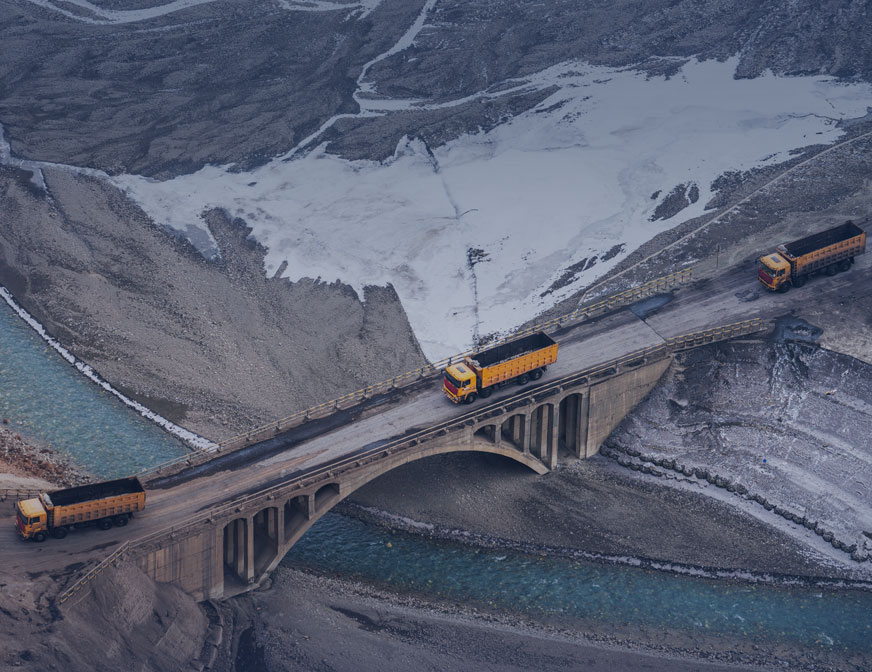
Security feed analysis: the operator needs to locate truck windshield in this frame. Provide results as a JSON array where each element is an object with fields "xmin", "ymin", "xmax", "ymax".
[
  {"xmin": 15, "ymin": 509, "xmax": 27, "ymax": 527},
  {"xmin": 444, "ymin": 373, "xmax": 463, "ymax": 389}
]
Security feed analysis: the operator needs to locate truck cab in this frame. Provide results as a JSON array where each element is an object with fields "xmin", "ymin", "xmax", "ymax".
[
  {"xmin": 443, "ymin": 363, "xmax": 477, "ymax": 403},
  {"xmin": 15, "ymin": 497, "xmax": 48, "ymax": 541},
  {"xmin": 757, "ymin": 253, "xmax": 790, "ymax": 291}
]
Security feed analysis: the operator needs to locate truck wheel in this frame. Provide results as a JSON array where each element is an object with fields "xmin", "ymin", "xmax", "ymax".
[
  {"xmin": 478, "ymin": 387, "xmax": 492, "ymax": 399},
  {"xmin": 113, "ymin": 515, "xmax": 129, "ymax": 527},
  {"xmin": 839, "ymin": 259, "xmax": 851, "ymax": 272},
  {"xmin": 530, "ymin": 369, "xmax": 543, "ymax": 381},
  {"xmin": 517, "ymin": 374, "xmax": 530, "ymax": 385},
  {"xmin": 793, "ymin": 275, "xmax": 806, "ymax": 288},
  {"xmin": 33, "ymin": 532, "xmax": 47, "ymax": 543},
  {"xmin": 825, "ymin": 264, "xmax": 838, "ymax": 276},
  {"xmin": 777, "ymin": 283, "xmax": 790, "ymax": 293},
  {"xmin": 464, "ymin": 393, "xmax": 477, "ymax": 404},
  {"xmin": 97, "ymin": 518, "xmax": 113, "ymax": 531},
  {"xmin": 51, "ymin": 527, "xmax": 68, "ymax": 539}
]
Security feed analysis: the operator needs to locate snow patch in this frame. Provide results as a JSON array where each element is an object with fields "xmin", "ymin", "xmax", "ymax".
[{"xmin": 111, "ymin": 58, "xmax": 872, "ymax": 359}]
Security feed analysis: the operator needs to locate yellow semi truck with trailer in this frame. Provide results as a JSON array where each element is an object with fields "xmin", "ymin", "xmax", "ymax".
[
  {"xmin": 443, "ymin": 331, "xmax": 558, "ymax": 404},
  {"xmin": 758, "ymin": 220, "xmax": 866, "ymax": 292},
  {"xmin": 15, "ymin": 477, "xmax": 146, "ymax": 542}
]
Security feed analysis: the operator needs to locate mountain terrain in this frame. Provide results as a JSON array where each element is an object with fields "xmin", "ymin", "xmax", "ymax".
[{"xmin": 1, "ymin": 1, "xmax": 872, "ymax": 671}]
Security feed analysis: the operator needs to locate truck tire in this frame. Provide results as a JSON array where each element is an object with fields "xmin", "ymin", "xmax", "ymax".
[
  {"xmin": 517, "ymin": 374, "xmax": 530, "ymax": 386},
  {"xmin": 464, "ymin": 393, "xmax": 477, "ymax": 404},
  {"xmin": 51, "ymin": 527, "xmax": 68, "ymax": 539},
  {"xmin": 478, "ymin": 387, "xmax": 492, "ymax": 399},
  {"xmin": 530, "ymin": 369, "xmax": 543, "ymax": 381},
  {"xmin": 839, "ymin": 259, "xmax": 851, "ymax": 272},
  {"xmin": 113, "ymin": 515, "xmax": 129, "ymax": 527},
  {"xmin": 793, "ymin": 275, "xmax": 806, "ymax": 288},
  {"xmin": 97, "ymin": 518, "xmax": 113, "ymax": 530},
  {"xmin": 825, "ymin": 264, "xmax": 838, "ymax": 276},
  {"xmin": 33, "ymin": 532, "xmax": 47, "ymax": 543},
  {"xmin": 777, "ymin": 283, "xmax": 790, "ymax": 293}
]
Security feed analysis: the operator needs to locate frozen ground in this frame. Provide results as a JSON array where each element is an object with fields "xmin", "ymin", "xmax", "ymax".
[
  {"xmin": 606, "ymin": 339, "xmax": 872, "ymax": 568},
  {"xmin": 113, "ymin": 58, "xmax": 872, "ymax": 358}
]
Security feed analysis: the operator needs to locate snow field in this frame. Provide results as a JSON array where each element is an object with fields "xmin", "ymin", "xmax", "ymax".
[{"xmin": 112, "ymin": 57, "xmax": 872, "ymax": 359}]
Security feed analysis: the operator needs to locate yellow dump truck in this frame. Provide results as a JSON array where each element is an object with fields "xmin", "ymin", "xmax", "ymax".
[
  {"xmin": 758, "ymin": 220, "xmax": 866, "ymax": 292},
  {"xmin": 15, "ymin": 477, "xmax": 146, "ymax": 542},
  {"xmin": 443, "ymin": 331, "xmax": 558, "ymax": 404}
]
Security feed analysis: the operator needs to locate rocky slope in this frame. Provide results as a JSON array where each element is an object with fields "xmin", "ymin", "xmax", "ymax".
[
  {"xmin": 0, "ymin": 166, "xmax": 426, "ymax": 441},
  {"xmin": 1, "ymin": 0, "xmax": 870, "ymax": 175}
]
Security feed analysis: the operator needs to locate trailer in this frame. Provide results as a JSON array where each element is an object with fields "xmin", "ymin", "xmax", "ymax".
[
  {"xmin": 758, "ymin": 220, "xmax": 866, "ymax": 291},
  {"xmin": 443, "ymin": 332, "xmax": 558, "ymax": 404},
  {"xmin": 15, "ymin": 477, "xmax": 146, "ymax": 541}
]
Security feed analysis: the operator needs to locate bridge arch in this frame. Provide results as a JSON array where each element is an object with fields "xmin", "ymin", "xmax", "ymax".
[{"xmin": 232, "ymin": 439, "xmax": 550, "ymax": 592}]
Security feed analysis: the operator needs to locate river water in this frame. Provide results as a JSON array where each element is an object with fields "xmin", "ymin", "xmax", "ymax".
[
  {"xmin": 0, "ymin": 297, "xmax": 186, "ymax": 476},
  {"xmin": 2, "ymin": 297, "xmax": 871, "ymax": 657}
]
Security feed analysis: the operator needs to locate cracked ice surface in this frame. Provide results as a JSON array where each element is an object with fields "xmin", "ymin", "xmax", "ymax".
[{"xmin": 111, "ymin": 58, "xmax": 872, "ymax": 359}]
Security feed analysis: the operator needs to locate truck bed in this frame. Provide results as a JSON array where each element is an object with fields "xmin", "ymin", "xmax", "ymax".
[
  {"xmin": 48, "ymin": 477, "xmax": 144, "ymax": 506},
  {"xmin": 470, "ymin": 332, "xmax": 556, "ymax": 368},
  {"xmin": 781, "ymin": 220, "xmax": 865, "ymax": 258}
]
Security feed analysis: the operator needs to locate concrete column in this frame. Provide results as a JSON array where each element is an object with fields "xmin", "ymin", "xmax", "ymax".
[
  {"xmin": 564, "ymin": 395, "xmax": 577, "ymax": 455},
  {"xmin": 493, "ymin": 423, "xmax": 502, "ymax": 448},
  {"xmin": 267, "ymin": 507, "xmax": 278, "ymax": 541},
  {"xmin": 522, "ymin": 412, "xmax": 532, "ymax": 454},
  {"xmin": 224, "ymin": 521, "xmax": 235, "ymax": 567},
  {"xmin": 537, "ymin": 405, "xmax": 549, "ymax": 461},
  {"xmin": 244, "ymin": 516, "xmax": 255, "ymax": 583},
  {"xmin": 510, "ymin": 415, "xmax": 521, "ymax": 446},
  {"xmin": 274, "ymin": 506, "xmax": 284, "ymax": 544},
  {"xmin": 548, "ymin": 404, "xmax": 559, "ymax": 470},
  {"xmin": 578, "ymin": 391, "xmax": 591, "ymax": 458},
  {"xmin": 306, "ymin": 493, "xmax": 315, "ymax": 520},
  {"xmin": 208, "ymin": 527, "xmax": 225, "ymax": 600},
  {"xmin": 234, "ymin": 518, "xmax": 246, "ymax": 578}
]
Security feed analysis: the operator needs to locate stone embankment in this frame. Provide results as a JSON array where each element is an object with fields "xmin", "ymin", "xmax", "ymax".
[{"xmin": 0, "ymin": 422, "xmax": 91, "ymax": 490}]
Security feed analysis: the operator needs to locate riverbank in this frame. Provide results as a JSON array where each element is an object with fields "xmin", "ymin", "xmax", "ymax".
[
  {"xmin": 214, "ymin": 564, "xmax": 870, "ymax": 672},
  {"xmin": 348, "ymin": 340, "xmax": 872, "ymax": 584},
  {"xmin": 0, "ymin": 424, "xmax": 90, "ymax": 490}
]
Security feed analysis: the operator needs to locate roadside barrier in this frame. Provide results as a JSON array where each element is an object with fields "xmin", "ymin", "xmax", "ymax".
[
  {"xmin": 57, "ymin": 541, "xmax": 130, "ymax": 609},
  {"xmin": 137, "ymin": 267, "xmax": 695, "ymax": 481},
  {"xmin": 1, "ymin": 489, "xmax": 41, "ymax": 512},
  {"xmin": 0, "ymin": 489, "xmax": 41, "ymax": 500}
]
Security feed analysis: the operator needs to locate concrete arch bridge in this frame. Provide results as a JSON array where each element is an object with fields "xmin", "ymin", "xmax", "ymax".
[{"xmin": 62, "ymin": 319, "xmax": 763, "ymax": 603}]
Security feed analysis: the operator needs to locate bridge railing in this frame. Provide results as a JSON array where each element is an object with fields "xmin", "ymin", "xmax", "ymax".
[
  {"xmin": 137, "ymin": 267, "xmax": 695, "ymax": 482},
  {"xmin": 0, "ymin": 489, "xmax": 41, "ymax": 512},
  {"xmin": 0, "ymin": 489, "xmax": 41, "ymax": 500},
  {"xmin": 121, "ymin": 317, "xmax": 767, "ymax": 556},
  {"xmin": 56, "ymin": 541, "xmax": 130, "ymax": 610}
]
